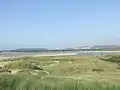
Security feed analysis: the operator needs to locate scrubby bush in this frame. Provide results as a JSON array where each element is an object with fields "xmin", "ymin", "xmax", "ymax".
[
  {"xmin": 92, "ymin": 68, "xmax": 104, "ymax": 73},
  {"xmin": 99, "ymin": 55, "xmax": 120, "ymax": 63},
  {"xmin": 0, "ymin": 68, "xmax": 11, "ymax": 73}
]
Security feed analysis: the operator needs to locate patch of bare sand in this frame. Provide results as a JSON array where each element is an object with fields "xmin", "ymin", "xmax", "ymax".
[{"xmin": 33, "ymin": 52, "xmax": 76, "ymax": 57}]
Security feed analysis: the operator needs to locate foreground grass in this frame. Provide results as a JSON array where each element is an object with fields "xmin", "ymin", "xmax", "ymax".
[{"xmin": 0, "ymin": 74, "xmax": 120, "ymax": 90}]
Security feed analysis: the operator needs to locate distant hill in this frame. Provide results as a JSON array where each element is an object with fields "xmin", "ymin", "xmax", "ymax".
[
  {"xmin": 5, "ymin": 48, "xmax": 49, "ymax": 52},
  {"xmin": 91, "ymin": 45, "xmax": 120, "ymax": 49},
  {"xmin": 1, "ymin": 45, "xmax": 120, "ymax": 52},
  {"xmin": 80, "ymin": 45, "xmax": 120, "ymax": 51}
]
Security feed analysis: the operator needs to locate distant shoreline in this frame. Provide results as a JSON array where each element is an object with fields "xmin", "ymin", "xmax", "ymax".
[
  {"xmin": 0, "ymin": 51, "xmax": 120, "ymax": 60},
  {"xmin": 78, "ymin": 51, "xmax": 120, "ymax": 52}
]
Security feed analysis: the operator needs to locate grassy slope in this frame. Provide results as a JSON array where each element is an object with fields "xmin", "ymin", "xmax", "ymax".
[{"xmin": 0, "ymin": 55, "xmax": 120, "ymax": 90}]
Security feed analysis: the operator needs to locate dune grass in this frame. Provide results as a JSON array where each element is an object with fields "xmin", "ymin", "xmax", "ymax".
[
  {"xmin": 1, "ymin": 55, "xmax": 120, "ymax": 90},
  {"xmin": 0, "ymin": 74, "xmax": 120, "ymax": 90}
]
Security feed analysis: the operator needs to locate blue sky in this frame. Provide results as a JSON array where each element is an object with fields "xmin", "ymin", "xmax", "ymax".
[{"xmin": 0, "ymin": 0, "xmax": 120, "ymax": 49}]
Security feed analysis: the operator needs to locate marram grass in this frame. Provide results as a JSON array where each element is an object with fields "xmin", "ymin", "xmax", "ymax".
[
  {"xmin": 0, "ymin": 74, "xmax": 120, "ymax": 90},
  {"xmin": 1, "ymin": 55, "xmax": 120, "ymax": 90}
]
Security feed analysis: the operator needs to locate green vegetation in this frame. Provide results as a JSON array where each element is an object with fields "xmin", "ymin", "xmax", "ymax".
[
  {"xmin": 99, "ymin": 55, "xmax": 120, "ymax": 63},
  {"xmin": 4, "ymin": 61, "xmax": 43, "ymax": 70},
  {"xmin": 0, "ymin": 74, "xmax": 120, "ymax": 90},
  {"xmin": 0, "ymin": 55, "xmax": 120, "ymax": 90}
]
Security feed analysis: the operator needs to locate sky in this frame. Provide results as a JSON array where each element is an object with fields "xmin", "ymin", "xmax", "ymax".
[{"xmin": 0, "ymin": 0, "xmax": 120, "ymax": 49}]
